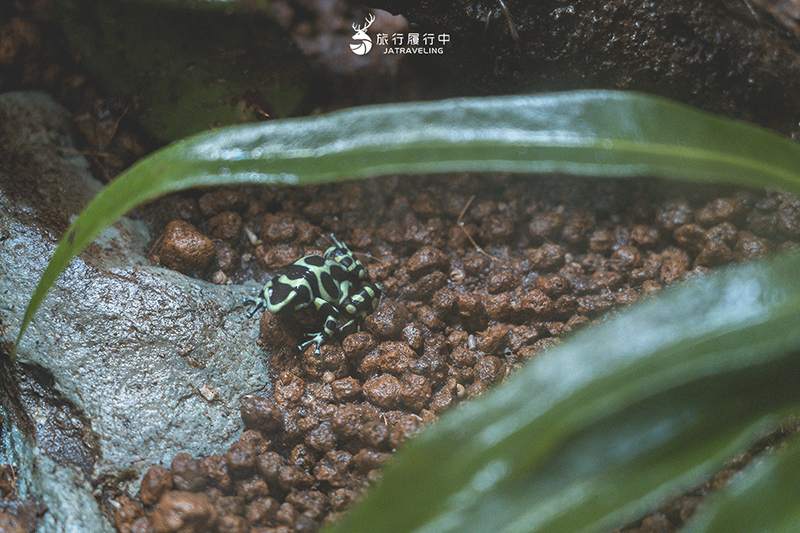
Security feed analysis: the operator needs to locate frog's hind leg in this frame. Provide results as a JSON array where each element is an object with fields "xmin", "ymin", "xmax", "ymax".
[
  {"xmin": 341, "ymin": 283, "xmax": 382, "ymax": 331},
  {"xmin": 299, "ymin": 297, "xmax": 341, "ymax": 354}
]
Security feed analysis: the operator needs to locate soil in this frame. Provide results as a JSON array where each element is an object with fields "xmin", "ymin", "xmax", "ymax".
[
  {"xmin": 2, "ymin": 1, "xmax": 800, "ymax": 533},
  {"xmin": 120, "ymin": 173, "xmax": 800, "ymax": 533}
]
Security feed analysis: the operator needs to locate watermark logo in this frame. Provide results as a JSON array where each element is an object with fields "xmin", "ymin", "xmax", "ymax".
[
  {"xmin": 378, "ymin": 32, "xmax": 449, "ymax": 55},
  {"xmin": 350, "ymin": 13, "xmax": 375, "ymax": 55},
  {"xmin": 349, "ymin": 13, "xmax": 450, "ymax": 56}
]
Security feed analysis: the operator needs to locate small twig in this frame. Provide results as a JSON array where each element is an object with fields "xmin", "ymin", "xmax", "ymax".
[
  {"xmin": 146, "ymin": 231, "xmax": 166, "ymax": 264},
  {"xmin": 356, "ymin": 251, "xmax": 391, "ymax": 267},
  {"xmin": 723, "ymin": 0, "xmax": 760, "ymax": 21},
  {"xmin": 740, "ymin": 0, "xmax": 759, "ymax": 20},
  {"xmin": 456, "ymin": 195, "xmax": 498, "ymax": 261},
  {"xmin": 456, "ymin": 194, "xmax": 475, "ymax": 225},
  {"xmin": 55, "ymin": 146, "xmax": 114, "ymax": 158},
  {"xmin": 496, "ymin": 0, "xmax": 520, "ymax": 43},
  {"xmin": 107, "ymin": 103, "xmax": 132, "ymax": 146},
  {"xmin": 2, "ymin": 448, "xmax": 18, "ymax": 499}
]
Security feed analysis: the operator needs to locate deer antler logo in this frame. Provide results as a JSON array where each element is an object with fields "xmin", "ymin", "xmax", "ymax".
[{"xmin": 350, "ymin": 13, "xmax": 376, "ymax": 55}]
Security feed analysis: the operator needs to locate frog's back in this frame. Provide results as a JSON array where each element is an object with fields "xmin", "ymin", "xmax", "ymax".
[{"xmin": 266, "ymin": 254, "xmax": 347, "ymax": 313}]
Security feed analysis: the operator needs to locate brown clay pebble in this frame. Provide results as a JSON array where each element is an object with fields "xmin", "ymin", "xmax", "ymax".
[
  {"xmin": 150, "ymin": 491, "xmax": 217, "ymax": 533},
  {"xmin": 286, "ymin": 491, "xmax": 327, "ymax": 521},
  {"xmin": 328, "ymin": 488, "xmax": 355, "ymax": 512},
  {"xmin": 456, "ymin": 293, "xmax": 488, "ymax": 332},
  {"xmin": 306, "ymin": 422, "xmax": 337, "ymax": 453},
  {"xmin": 213, "ymin": 493, "xmax": 244, "ymax": 517},
  {"xmin": 364, "ymin": 301, "xmax": 410, "ymax": 340},
  {"xmin": 330, "ymin": 404, "xmax": 362, "ymax": 440},
  {"xmin": 378, "ymin": 342, "xmax": 416, "ymax": 375},
  {"xmin": 213, "ymin": 242, "xmax": 240, "ymax": 274},
  {"xmin": 399, "ymin": 374, "xmax": 432, "ymax": 412},
  {"xmin": 401, "ymin": 323, "xmax": 425, "ymax": 352},
  {"xmin": 528, "ymin": 243, "xmax": 566, "ymax": 272},
  {"xmin": 171, "ymin": 452, "xmax": 208, "ymax": 492},
  {"xmin": 403, "ymin": 271, "xmax": 448, "ymax": 300},
  {"xmin": 276, "ymin": 502, "xmax": 297, "ymax": 528},
  {"xmin": 201, "ymin": 454, "xmax": 232, "ymax": 492},
  {"xmin": 261, "ymin": 214, "xmax": 297, "ymax": 244},
  {"xmin": 198, "ymin": 189, "xmax": 248, "ymax": 216},
  {"xmin": 390, "ymin": 414, "xmax": 424, "ymax": 448},
  {"xmin": 363, "ymin": 374, "xmax": 402, "ymax": 410},
  {"xmin": 673, "ymin": 223, "xmax": 706, "ymax": 251},
  {"xmin": 487, "ymin": 270, "xmax": 519, "ymax": 294},
  {"xmin": 694, "ymin": 240, "xmax": 733, "ymax": 267},
  {"xmin": 353, "ymin": 449, "xmax": 391, "ymax": 472},
  {"xmin": 360, "ymin": 419, "xmax": 390, "ymax": 449},
  {"xmin": 734, "ymin": 231, "xmax": 773, "ymax": 261},
  {"xmin": 631, "ymin": 224, "xmax": 661, "ymax": 247},
  {"xmin": 528, "ymin": 212, "xmax": 563, "ymax": 242},
  {"xmin": 274, "ymin": 372, "xmax": 306, "ymax": 407},
  {"xmin": 705, "ymin": 222, "xmax": 738, "ymax": 247},
  {"xmin": 331, "ymin": 377, "xmax": 363, "ymax": 403},
  {"xmin": 207, "ymin": 211, "xmax": 243, "ymax": 242},
  {"xmin": 235, "ymin": 478, "xmax": 269, "ymax": 501},
  {"xmin": 113, "ymin": 495, "xmax": 145, "ymax": 533},
  {"xmin": 640, "ymin": 513, "xmax": 674, "ymax": 532},
  {"xmin": 215, "ymin": 515, "xmax": 248, "ymax": 533},
  {"xmin": 156, "ymin": 221, "xmax": 216, "ymax": 273},
  {"xmin": 342, "ymin": 331, "xmax": 378, "ymax": 360},
  {"xmin": 138, "ymin": 465, "xmax": 173, "ymax": 506},
  {"xmin": 314, "ymin": 450, "xmax": 353, "ymax": 487},
  {"xmin": 256, "ymin": 452, "xmax": 284, "ymax": 486},
  {"xmin": 407, "ymin": 246, "xmax": 450, "ymax": 278},
  {"xmin": 225, "ymin": 441, "xmax": 256, "ymax": 478},
  {"xmin": 474, "ymin": 356, "xmax": 505, "ymax": 384},
  {"xmin": 695, "ymin": 197, "xmax": 744, "ymax": 226},
  {"xmin": 278, "ymin": 465, "xmax": 314, "ymax": 492},
  {"xmin": 246, "ymin": 497, "xmax": 280, "ymax": 526},
  {"xmin": 655, "ymin": 198, "xmax": 693, "ymax": 230},
  {"xmin": 258, "ymin": 311, "xmax": 299, "ymax": 357},
  {"xmin": 262, "ymin": 245, "xmax": 304, "ymax": 269},
  {"xmin": 240, "ymin": 395, "xmax": 284, "ymax": 435},
  {"xmin": 0, "ymin": 512, "xmax": 25, "ymax": 533}
]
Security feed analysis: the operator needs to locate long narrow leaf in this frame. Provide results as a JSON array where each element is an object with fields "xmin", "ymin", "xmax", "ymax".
[
  {"xmin": 685, "ymin": 434, "xmax": 800, "ymax": 533},
  {"xmin": 13, "ymin": 90, "xmax": 800, "ymax": 352},
  {"xmin": 325, "ymin": 251, "xmax": 800, "ymax": 533}
]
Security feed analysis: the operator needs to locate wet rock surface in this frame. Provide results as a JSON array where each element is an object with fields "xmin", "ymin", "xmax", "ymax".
[{"xmin": 0, "ymin": 93, "xmax": 268, "ymax": 532}]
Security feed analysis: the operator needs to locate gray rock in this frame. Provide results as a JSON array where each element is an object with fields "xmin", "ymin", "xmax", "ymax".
[{"xmin": 0, "ymin": 92, "xmax": 269, "ymax": 532}]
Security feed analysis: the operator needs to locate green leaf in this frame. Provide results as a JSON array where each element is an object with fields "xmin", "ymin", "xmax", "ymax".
[
  {"xmin": 13, "ymin": 91, "xmax": 800, "ymax": 354},
  {"xmin": 52, "ymin": 0, "xmax": 309, "ymax": 141},
  {"xmin": 324, "ymin": 251, "xmax": 800, "ymax": 533},
  {"xmin": 684, "ymin": 434, "xmax": 800, "ymax": 533}
]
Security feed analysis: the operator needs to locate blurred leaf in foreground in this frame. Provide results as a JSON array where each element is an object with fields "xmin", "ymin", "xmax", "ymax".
[{"xmin": 684, "ymin": 431, "xmax": 800, "ymax": 533}]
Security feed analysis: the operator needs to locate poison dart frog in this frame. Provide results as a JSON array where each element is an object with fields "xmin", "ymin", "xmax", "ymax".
[{"xmin": 248, "ymin": 235, "xmax": 381, "ymax": 353}]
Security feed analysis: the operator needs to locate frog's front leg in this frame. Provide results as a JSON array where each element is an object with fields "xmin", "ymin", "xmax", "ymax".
[
  {"xmin": 245, "ymin": 294, "xmax": 269, "ymax": 318},
  {"xmin": 341, "ymin": 283, "xmax": 382, "ymax": 331},
  {"xmin": 299, "ymin": 297, "xmax": 340, "ymax": 353}
]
